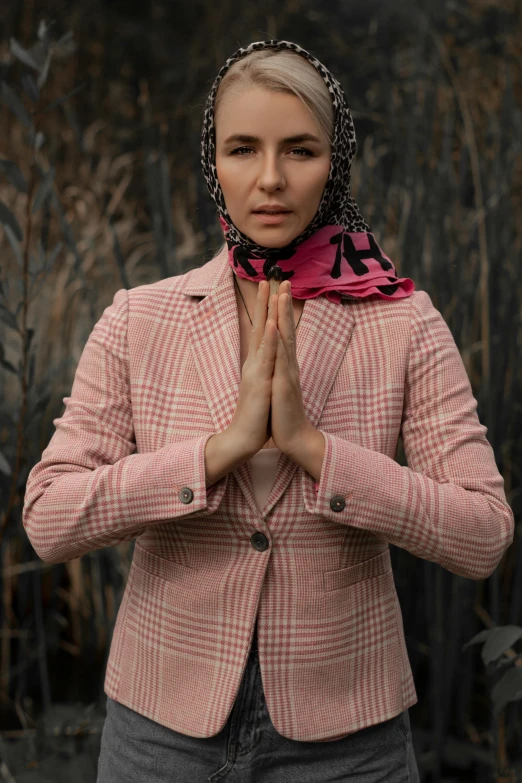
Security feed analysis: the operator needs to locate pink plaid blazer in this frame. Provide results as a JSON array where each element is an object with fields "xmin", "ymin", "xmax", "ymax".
[{"xmin": 23, "ymin": 246, "xmax": 514, "ymax": 741}]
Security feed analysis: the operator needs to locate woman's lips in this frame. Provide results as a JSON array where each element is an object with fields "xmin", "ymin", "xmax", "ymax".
[{"xmin": 252, "ymin": 211, "xmax": 291, "ymax": 224}]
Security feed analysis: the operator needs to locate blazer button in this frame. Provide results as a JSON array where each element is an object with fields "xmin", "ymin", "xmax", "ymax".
[
  {"xmin": 179, "ymin": 487, "xmax": 194, "ymax": 504},
  {"xmin": 330, "ymin": 495, "xmax": 346, "ymax": 512},
  {"xmin": 250, "ymin": 532, "xmax": 269, "ymax": 552}
]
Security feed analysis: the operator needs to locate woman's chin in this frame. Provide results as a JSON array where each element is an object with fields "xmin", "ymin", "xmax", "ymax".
[{"xmin": 242, "ymin": 225, "xmax": 301, "ymax": 248}]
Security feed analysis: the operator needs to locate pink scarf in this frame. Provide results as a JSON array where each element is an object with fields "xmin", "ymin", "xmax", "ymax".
[{"xmin": 221, "ymin": 217, "xmax": 415, "ymax": 303}]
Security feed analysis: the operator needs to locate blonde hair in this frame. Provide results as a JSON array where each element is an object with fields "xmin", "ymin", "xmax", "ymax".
[
  {"xmin": 210, "ymin": 49, "xmax": 334, "ymax": 258},
  {"xmin": 215, "ymin": 49, "xmax": 334, "ymax": 147}
]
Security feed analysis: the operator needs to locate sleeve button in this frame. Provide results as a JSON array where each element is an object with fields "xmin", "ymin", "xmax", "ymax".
[
  {"xmin": 330, "ymin": 495, "xmax": 346, "ymax": 512},
  {"xmin": 179, "ymin": 487, "xmax": 194, "ymax": 504}
]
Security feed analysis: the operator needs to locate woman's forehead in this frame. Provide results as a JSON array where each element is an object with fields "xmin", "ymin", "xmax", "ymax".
[{"xmin": 214, "ymin": 91, "xmax": 324, "ymax": 140}]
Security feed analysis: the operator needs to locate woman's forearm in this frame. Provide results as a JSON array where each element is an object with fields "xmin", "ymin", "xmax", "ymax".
[{"xmin": 204, "ymin": 429, "xmax": 251, "ymax": 488}]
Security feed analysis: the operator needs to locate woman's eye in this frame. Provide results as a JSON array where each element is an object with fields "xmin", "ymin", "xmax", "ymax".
[{"xmin": 230, "ymin": 146, "xmax": 313, "ymax": 157}]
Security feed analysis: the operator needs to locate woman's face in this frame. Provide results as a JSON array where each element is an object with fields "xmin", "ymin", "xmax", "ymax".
[{"xmin": 215, "ymin": 86, "xmax": 331, "ymax": 248}]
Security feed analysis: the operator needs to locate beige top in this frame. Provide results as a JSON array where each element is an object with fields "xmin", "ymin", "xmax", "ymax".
[{"xmin": 248, "ymin": 447, "xmax": 281, "ymax": 511}]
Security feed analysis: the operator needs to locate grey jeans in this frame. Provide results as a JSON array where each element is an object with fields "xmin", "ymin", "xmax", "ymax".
[{"xmin": 97, "ymin": 633, "xmax": 420, "ymax": 782}]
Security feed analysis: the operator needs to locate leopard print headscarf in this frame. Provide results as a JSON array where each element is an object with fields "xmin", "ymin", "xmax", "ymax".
[{"xmin": 200, "ymin": 38, "xmax": 371, "ymax": 261}]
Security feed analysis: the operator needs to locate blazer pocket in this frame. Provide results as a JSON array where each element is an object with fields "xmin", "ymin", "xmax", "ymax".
[
  {"xmin": 132, "ymin": 542, "xmax": 199, "ymax": 582},
  {"xmin": 323, "ymin": 549, "xmax": 392, "ymax": 592}
]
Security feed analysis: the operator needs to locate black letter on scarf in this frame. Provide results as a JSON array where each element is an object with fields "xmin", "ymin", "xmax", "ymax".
[
  {"xmin": 232, "ymin": 245, "xmax": 259, "ymax": 277},
  {"xmin": 329, "ymin": 232, "xmax": 394, "ymax": 279}
]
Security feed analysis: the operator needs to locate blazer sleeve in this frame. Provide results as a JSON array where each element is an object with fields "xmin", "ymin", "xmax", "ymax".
[
  {"xmin": 22, "ymin": 288, "xmax": 229, "ymax": 565},
  {"xmin": 303, "ymin": 290, "xmax": 514, "ymax": 580}
]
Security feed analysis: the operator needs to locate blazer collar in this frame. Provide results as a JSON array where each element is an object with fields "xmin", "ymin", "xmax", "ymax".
[{"xmin": 182, "ymin": 246, "xmax": 357, "ymax": 517}]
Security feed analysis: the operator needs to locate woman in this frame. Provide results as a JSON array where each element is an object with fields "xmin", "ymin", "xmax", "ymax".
[{"xmin": 23, "ymin": 39, "xmax": 514, "ymax": 782}]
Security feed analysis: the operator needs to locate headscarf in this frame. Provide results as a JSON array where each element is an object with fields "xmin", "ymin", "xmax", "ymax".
[{"xmin": 200, "ymin": 39, "xmax": 414, "ymax": 302}]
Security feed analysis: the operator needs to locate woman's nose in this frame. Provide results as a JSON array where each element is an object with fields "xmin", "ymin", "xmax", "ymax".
[{"xmin": 256, "ymin": 154, "xmax": 286, "ymax": 189}]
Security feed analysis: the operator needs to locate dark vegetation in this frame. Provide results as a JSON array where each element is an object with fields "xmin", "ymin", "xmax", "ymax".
[{"xmin": 0, "ymin": 0, "xmax": 521, "ymax": 780}]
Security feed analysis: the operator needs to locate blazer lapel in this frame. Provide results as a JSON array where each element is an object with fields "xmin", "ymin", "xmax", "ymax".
[{"xmin": 183, "ymin": 248, "xmax": 357, "ymax": 516}]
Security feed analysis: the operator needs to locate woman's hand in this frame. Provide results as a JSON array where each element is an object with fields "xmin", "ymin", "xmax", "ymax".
[
  {"xmin": 226, "ymin": 280, "xmax": 279, "ymax": 458},
  {"xmin": 269, "ymin": 280, "xmax": 314, "ymax": 458}
]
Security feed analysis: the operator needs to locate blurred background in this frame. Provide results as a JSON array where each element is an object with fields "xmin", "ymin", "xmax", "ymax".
[{"xmin": 0, "ymin": 0, "xmax": 521, "ymax": 780}]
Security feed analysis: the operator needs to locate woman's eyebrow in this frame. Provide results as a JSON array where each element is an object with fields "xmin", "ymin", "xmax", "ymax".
[{"xmin": 222, "ymin": 133, "xmax": 322, "ymax": 145}]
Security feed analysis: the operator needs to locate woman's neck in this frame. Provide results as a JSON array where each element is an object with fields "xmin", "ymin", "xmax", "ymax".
[
  {"xmin": 233, "ymin": 274, "xmax": 260, "ymax": 319},
  {"xmin": 234, "ymin": 274, "xmax": 259, "ymax": 296}
]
